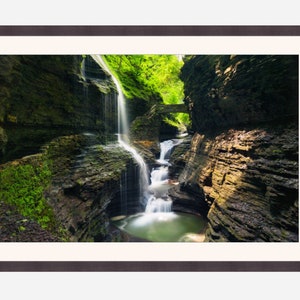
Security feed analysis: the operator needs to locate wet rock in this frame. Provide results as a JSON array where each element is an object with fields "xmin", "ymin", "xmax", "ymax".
[
  {"xmin": 176, "ymin": 55, "xmax": 298, "ymax": 242},
  {"xmin": 0, "ymin": 127, "xmax": 7, "ymax": 155},
  {"xmin": 169, "ymin": 123, "xmax": 298, "ymax": 242},
  {"xmin": 43, "ymin": 134, "xmax": 134, "ymax": 242},
  {"xmin": 0, "ymin": 55, "xmax": 118, "ymax": 163},
  {"xmin": 180, "ymin": 55, "xmax": 298, "ymax": 132}
]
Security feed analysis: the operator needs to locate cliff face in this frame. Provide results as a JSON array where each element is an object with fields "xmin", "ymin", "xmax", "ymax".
[
  {"xmin": 171, "ymin": 124, "xmax": 298, "ymax": 242},
  {"xmin": 0, "ymin": 133, "xmax": 135, "ymax": 242},
  {"xmin": 0, "ymin": 55, "xmax": 130, "ymax": 242},
  {"xmin": 0, "ymin": 55, "xmax": 117, "ymax": 163},
  {"xmin": 0, "ymin": 55, "xmax": 165, "ymax": 242},
  {"xmin": 181, "ymin": 55, "xmax": 298, "ymax": 131},
  {"xmin": 171, "ymin": 55, "xmax": 298, "ymax": 242},
  {"xmin": 43, "ymin": 134, "xmax": 135, "ymax": 242}
]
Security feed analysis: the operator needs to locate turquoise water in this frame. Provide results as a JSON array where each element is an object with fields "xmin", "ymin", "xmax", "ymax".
[{"xmin": 112, "ymin": 212, "xmax": 207, "ymax": 242}]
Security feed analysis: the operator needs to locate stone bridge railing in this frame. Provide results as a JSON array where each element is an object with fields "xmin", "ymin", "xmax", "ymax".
[{"xmin": 147, "ymin": 104, "xmax": 188, "ymax": 118}]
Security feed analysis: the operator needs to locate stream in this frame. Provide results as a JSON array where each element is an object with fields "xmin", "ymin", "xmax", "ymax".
[
  {"xmin": 111, "ymin": 138, "xmax": 207, "ymax": 242},
  {"xmin": 112, "ymin": 211, "xmax": 206, "ymax": 242},
  {"xmin": 92, "ymin": 55, "xmax": 207, "ymax": 242}
]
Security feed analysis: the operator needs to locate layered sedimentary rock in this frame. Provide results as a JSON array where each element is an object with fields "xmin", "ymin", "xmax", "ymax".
[
  {"xmin": 0, "ymin": 55, "xmax": 117, "ymax": 163},
  {"xmin": 43, "ymin": 133, "xmax": 138, "ymax": 242},
  {"xmin": 170, "ymin": 123, "xmax": 298, "ymax": 242},
  {"xmin": 0, "ymin": 133, "xmax": 135, "ymax": 242},
  {"xmin": 0, "ymin": 55, "xmax": 135, "ymax": 242},
  {"xmin": 170, "ymin": 55, "xmax": 299, "ymax": 242},
  {"xmin": 180, "ymin": 55, "xmax": 298, "ymax": 132}
]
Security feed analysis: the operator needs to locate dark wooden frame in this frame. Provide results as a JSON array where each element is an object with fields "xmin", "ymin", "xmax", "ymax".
[
  {"xmin": 0, "ymin": 25, "xmax": 300, "ymax": 36},
  {"xmin": 0, "ymin": 25, "xmax": 299, "ymax": 272},
  {"xmin": 0, "ymin": 261, "xmax": 299, "ymax": 271}
]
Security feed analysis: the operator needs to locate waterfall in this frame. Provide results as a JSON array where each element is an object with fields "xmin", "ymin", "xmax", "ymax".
[
  {"xmin": 80, "ymin": 56, "xmax": 86, "ymax": 82},
  {"xmin": 91, "ymin": 55, "xmax": 149, "ymax": 206},
  {"xmin": 157, "ymin": 139, "xmax": 177, "ymax": 165},
  {"xmin": 145, "ymin": 139, "xmax": 181, "ymax": 213},
  {"xmin": 81, "ymin": 56, "xmax": 118, "ymax": 143},
  {"xmin": 91, "ymin": 55, "xmax": 183, "ymax": 215},
  {"xmin": 91, "ymin": 55, "xmax": 129, "ymax": 136}
]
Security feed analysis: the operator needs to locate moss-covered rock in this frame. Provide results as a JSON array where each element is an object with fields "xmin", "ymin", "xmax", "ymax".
[
  {"xmin": 0, "ymin": 55, "xmax": 118, "ymax": 163},
  {"xmin": 42, "ymin": 133, "xmax": 140, "ymax": 242},
  {"xmin": 0, "ymin": 152, "xmax": 65, "ymax": 239},
  {"xmin": 0, "ymin": 131, "xmax": 140, "ymax": 242}
]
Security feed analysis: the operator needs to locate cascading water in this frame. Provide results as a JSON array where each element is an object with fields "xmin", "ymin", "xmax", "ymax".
[
  {"xmin": 91, "ymin": 55, "xmax": 129, "ymax": 137},
  {"xmin": 158, "ymin": 139, "xmax": 176, "ymax": 165},
  {"xmin": 91, "ymin": 55, "xmax": 149, "ymax": 207},
  {"xmin": 81, "ymin": 56, "xmax": 118, "ymax": 144},
  {"xmin": 91, "ymin": 55, "xmax": 207, "ymax": 241},
  {"xmin": 145, "ymin": 139, "xmax": 181, "ymax": 213},
  {"xmin": 92, "ymin": 54, "xmax": 183, "ymax": 214}
]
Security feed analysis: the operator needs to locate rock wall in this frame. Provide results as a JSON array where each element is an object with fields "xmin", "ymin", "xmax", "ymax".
[
  {"xmin": 0, "ymin": 55, "xmax": 118, "ymax": 163},
  {"xmin": 0, "ymin": 133, "xmax": 138, "ymax": 242},
  {"xmin": 170, "ymin": 123, "xmax": 298, "ymax": 242},
  {"xmin": 171, "ymin": 55, "xmax": 299, "ymax": 242},
  {"xmin": 180, "ymin": 55, "xmax": 298, "ymax": 131},
  {"xmin": 0, "ymin": 55, "xmax": 138, "ymax": 242},
  {"xmin": 43, "ymin": 133, "xmax": 135, "ymax": 242}
]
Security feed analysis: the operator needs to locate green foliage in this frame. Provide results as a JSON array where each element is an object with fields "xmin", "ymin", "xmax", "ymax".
[
  {"xmin": 0, "ymin": 161, "xmax": 55, "ymax": 230},
  {"xmin": 104, "ymin": 55, "xmax": 184, "ymax": 101},
  {"xmin": 103, "ymin": 55, "xmax": 189, "ymax": 127},
  {"xmin": 164, "ymin": 112, "xmax": 191, "ymax": 129}
]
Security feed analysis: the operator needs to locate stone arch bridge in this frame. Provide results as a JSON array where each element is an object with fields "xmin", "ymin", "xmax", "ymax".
[{"xmin": 147, "ymin": 104, "xmax": 188, "ymax": 118}]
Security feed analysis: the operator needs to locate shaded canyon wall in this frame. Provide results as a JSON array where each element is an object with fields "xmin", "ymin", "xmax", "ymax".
[
  {"xmin": 170, "ymin": 55, "xmax": 298, "ymax": 242},
  {"xmin": 0, "ymin": 55, "xmax": 139, "ymax": 241},
  {"xmin": 0, "ymin": 55, "xmax": 118, "ymax": 163}
]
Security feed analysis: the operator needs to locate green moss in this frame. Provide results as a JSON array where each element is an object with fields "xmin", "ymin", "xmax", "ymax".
[
  {"xmin": 18, "ymin": 225, "xmax": 26, "ymax": 232},
  {"xmin": 0, "ymin": 159, "xmax": 56, "ymax": 230}
]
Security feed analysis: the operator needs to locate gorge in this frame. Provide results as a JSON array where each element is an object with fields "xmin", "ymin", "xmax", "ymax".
[{"xmin": 0, "ymin": 54, "xmax": 298, "ymax": 242}]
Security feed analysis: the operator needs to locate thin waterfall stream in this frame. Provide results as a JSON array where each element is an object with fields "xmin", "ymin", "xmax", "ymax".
[
  {"xmin": 92, "ymin": 55, "xmax": 149, "ymax": 206},
  {"xmin": 92, "ymin": 55, "xmax": 207, "ymax": 242}
]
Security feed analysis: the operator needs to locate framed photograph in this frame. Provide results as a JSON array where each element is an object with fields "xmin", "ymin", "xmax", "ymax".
[{"xmin": 0, "ymin": 26, "xmax": 299, "ymax": 272}]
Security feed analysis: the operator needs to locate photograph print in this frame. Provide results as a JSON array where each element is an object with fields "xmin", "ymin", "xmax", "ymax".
[{"xmin": 0, "ymin": 54, "xmax": 298, "ymax": 243}]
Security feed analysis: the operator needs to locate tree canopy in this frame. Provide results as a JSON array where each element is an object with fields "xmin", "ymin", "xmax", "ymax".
[{"xmin": 103, "ymin": 55, "xmax": 189, "ymax": 128}]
